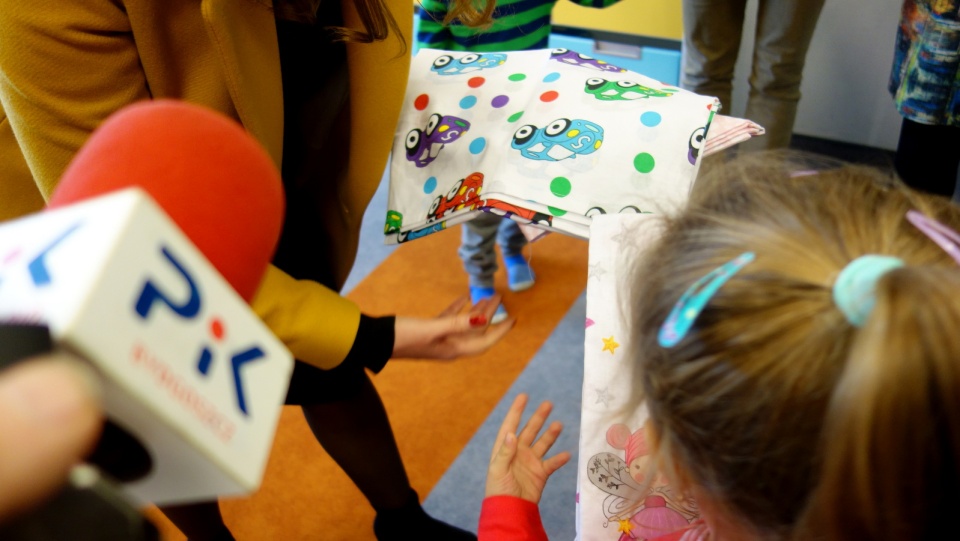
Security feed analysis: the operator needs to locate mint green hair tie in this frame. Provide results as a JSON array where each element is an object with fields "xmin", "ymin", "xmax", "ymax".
[{"xmin": 832, "ymin": 255, "xmax": 905, "ymax": 327}]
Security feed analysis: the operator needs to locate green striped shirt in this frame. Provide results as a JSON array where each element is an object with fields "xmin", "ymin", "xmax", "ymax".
[{"xmin": 416, "ymin": 0, "xmax": 622, "ymax": 52}]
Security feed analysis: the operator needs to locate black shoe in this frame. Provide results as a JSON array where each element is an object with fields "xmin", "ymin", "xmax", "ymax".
[{"xmin": 373, "ymin": 492, "xmax": 476, "ymax": 541}]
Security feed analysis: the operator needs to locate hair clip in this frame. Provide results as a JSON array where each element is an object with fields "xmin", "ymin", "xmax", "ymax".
[
  {"xmin": 906, "ymin": 210, "xmax": 960, "ymax": 266},
  {"xmin": 658, "ymin": 252, "xmax": 755, "ymax": 348},
  {"xmin": 832, "ymin": 255, "xmax": 904, "ymax": 327}
]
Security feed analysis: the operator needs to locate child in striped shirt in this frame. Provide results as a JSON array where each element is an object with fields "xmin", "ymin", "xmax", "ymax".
[{"xmin": 415, "ymin": 0, "xmax": 622, "ymax": 322}]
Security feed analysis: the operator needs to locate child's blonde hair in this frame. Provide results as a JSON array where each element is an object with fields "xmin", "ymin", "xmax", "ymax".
[{"xmin": 628, "ymin": 153, "xmax": 960, "ymax": 540}]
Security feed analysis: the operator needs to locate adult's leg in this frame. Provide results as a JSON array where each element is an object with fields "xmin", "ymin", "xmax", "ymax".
[
  {"xmin": 895, "ymin": 117, "xmax": 960, "ymax": 198},
  {"xmin": 301, "ymin": 372, "xmax": 475, "ymax": 540},
  {"xmin": 458, "ymin": 213, "xmax": 504, "ymax": 289},
  {"xmin": 741, "ymin": 0, "xmax": 826, "ymax": 150},
  {"xmin": 680, "ymin": 0, "xmax": 749, "ymax": 114}
]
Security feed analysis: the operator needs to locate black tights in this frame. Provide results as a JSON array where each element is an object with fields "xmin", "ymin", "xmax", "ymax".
[
  {"xmin": 894, "ymin": 117, "xmax": 960, "ymax": 198},
  {"xmin": 159, "ymin": 374, "xmax": 412, "ymax": 540}
]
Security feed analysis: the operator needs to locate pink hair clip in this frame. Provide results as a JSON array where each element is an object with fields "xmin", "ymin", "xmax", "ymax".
[{"xmin": 906, "ymin": 210, "xmax": 960, "ymax": 266}]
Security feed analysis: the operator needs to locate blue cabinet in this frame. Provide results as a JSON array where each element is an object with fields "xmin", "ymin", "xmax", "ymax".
[
  {"xmin": 411, "ymin": 11, "xmax": 682, "ymax": 87},
  {"xmin": 548, "ymin": 28, "xmax": 681, "ymax": 86}
]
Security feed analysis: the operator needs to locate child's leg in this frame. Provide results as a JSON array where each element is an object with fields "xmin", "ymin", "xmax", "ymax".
[
  {"xmin": 459, "ymin": 214, "xmax": 503, "ymax": 289},
  {"xmin": 497, "ymin": 219, "xmax": 534, "ymax": 292},
  {"xmin": 460, "ymin": 214, "xmax": 508, "ymax": 322}
]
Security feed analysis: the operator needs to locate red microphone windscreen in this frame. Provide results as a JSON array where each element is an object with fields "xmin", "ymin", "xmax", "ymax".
[{"xmin": 49, "ymin": 100, "xmax": 284, "ymax": 302}]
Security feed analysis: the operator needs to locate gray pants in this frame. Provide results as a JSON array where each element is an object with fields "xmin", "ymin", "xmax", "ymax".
[
  {"xmin": 681, "ymin": 0, "xmax": 826, "ymax": 150},
  {"xmin": 459, "ymin": 213, "xmax": 527, "ymax": 288}
]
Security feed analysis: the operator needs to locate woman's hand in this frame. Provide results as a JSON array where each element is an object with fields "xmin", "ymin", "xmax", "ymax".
[
  {"xmin": 485, "ymin": 393, "xmax": 570, "ymax": 504},
  {"xmin": 392, "ymin": 294, "xmax": 514, "ymax": 360}
]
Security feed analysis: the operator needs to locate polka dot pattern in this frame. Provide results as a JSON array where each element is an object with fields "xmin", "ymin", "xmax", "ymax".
[
  {"xmin": 396, "ymin": 49, "xmax": 716, "ymax": 246},
  {"xmin": 469, "ymin": 137, "xmax": 487, "ymax": 154},
  {"xmin": 550, "ymin": 177, "xmax": 572, "ymax": 197},
  {"xmin": 540, "ymin": 91, "xmax": 559, "ymax": 102},
  {"xmin": 634, "ymin": 153, "xmax": 656, "ymax": 174},
  {"xmin": 641, "ymin": 112, "xmax": 662, "ymax": 127},
  {"xmin": 414, "ymin": 94, "xmax": 429, "ymax": 111}
]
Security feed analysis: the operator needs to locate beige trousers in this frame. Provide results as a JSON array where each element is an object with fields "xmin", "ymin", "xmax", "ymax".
[{"xmin": 680, "ymin": 0, "xmax": 826, "ymax": 150}]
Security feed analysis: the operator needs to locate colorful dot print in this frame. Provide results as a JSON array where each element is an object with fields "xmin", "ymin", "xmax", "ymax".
[
  {"xmin": 414, "ymin": 94, "xmax": 429, "ymax": 111},
  {"xmin": 634, "ymin": 152, "xmax": 656, "ymax": 173},
  {"xmin": 469, "ymin": 137, "xmax": 487, "ymax": 154},
  {"xmin": 550, "ymin": 176, "xmax": 572, "ymax": 197},
  {"xmin": 392, "ymin": 48, "xmax": 718, "ymax": 252},
  {"xmin": 641, "ymin": 112, "xmax": 662, "ymax": 127}
]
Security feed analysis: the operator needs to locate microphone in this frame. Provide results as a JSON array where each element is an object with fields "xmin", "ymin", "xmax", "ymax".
[
  {"xmin": 48, "ymin": 100, "xmax": 284, "ymax": 302},
  {"xmin": 0, "ymin": 100, "xmax": 293, "ymax": 506}
]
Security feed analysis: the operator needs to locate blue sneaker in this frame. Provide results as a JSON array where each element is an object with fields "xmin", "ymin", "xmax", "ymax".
[
  {"xmin": 505, "ymin": 255, "xmax": 535, "ymax": 292},
  {"xmin": 469, "ymin": 285, "xmax": 509, "ymax": 324}
]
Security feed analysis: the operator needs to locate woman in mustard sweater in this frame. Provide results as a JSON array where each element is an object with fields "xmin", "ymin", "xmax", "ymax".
[{"xmin": 0, "ymin": 0, "xmax": 504, "ymax": 539}]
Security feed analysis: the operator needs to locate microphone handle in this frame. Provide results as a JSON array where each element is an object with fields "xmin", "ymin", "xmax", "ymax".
[
  {"xmin": 0, "ymin": 323, "xmax": 159, "ymax": 541},
  {"xmin": 0, "ymin": 323, "xmax": 53, "ymax": 368}
]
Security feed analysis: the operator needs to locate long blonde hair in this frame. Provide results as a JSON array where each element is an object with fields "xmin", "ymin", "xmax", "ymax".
[{"xmin": 628, "ymin": 152, "xmax": 960, "ymax": 539}]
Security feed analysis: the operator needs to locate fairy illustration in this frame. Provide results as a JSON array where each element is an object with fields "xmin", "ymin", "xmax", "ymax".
[{"xmin": 587, "ymin": 422, "xmax": 699, "ymax": 540}]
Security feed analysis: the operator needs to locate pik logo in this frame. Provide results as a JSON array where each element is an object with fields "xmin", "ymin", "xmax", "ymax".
[{"xmin": 134, "ymin": 246, "xmax": 264, "ymax": 416}]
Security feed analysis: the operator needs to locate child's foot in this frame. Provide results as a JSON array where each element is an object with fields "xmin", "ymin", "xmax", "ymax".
[
  {"xmin": 505, "ymin": 254, "xmax": 535, "ymax": 292},
  {"xmin": 470, "ymin": 285, "xmax": 508, "ymax": 325}
]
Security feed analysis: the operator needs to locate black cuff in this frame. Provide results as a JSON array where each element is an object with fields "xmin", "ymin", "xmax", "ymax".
[{"xmin": 340, "ymin": 314, "xmax": 396, "ymax": 374}]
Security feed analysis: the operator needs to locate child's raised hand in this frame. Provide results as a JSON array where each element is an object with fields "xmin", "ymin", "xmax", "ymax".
[{"xmin": 485, "ymin": 393, "xmax": 571, "ymax": 504}]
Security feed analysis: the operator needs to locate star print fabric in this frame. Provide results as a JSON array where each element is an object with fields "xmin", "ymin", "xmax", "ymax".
[
  {"xmin": 384, "ymin": 48, "xmax": 721, "ymax": 244},
  {"xmin": 578, "ymin": 214, "xmax": 700, "ymax": 541}
]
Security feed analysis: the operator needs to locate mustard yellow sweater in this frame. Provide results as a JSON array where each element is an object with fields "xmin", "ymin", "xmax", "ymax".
[{"xmin": 0, "ymin": 0, "xmax": 412, "ymax": 369}]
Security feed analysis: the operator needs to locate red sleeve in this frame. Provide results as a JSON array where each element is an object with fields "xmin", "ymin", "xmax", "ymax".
[{"xmin": 478, "ymin": 495, "xmax": 549, "ymax": 541}]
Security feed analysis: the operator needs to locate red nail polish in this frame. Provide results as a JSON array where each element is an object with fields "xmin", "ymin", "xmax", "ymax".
[{"xmin": 470, "ymin": 315, "xmax": 488, "ymax": 327}]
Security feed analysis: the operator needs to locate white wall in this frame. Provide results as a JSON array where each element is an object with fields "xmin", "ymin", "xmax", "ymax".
[{"xmin": 726, "ymin": 0, "xmax": 904, "ymax": 150}]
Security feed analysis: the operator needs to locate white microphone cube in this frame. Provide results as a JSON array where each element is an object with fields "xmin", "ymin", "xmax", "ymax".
[{"xmin": 0, "ymin": 188, "xmax": 294, "ymax": 505}]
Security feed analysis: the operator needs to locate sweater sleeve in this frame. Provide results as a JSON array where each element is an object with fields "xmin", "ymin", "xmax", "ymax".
[
  {"xmin": 252, "ymin": 265, "xmax": 363, "ymax": 370},
  {"xmin": 478, "ymin": 496, "xmax": 549, "ymax": 541}
]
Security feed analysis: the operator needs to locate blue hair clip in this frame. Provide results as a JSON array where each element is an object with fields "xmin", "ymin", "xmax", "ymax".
[{"xmin": 658, "ymin": 252, "xmax": 755, "ymax": 348}]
